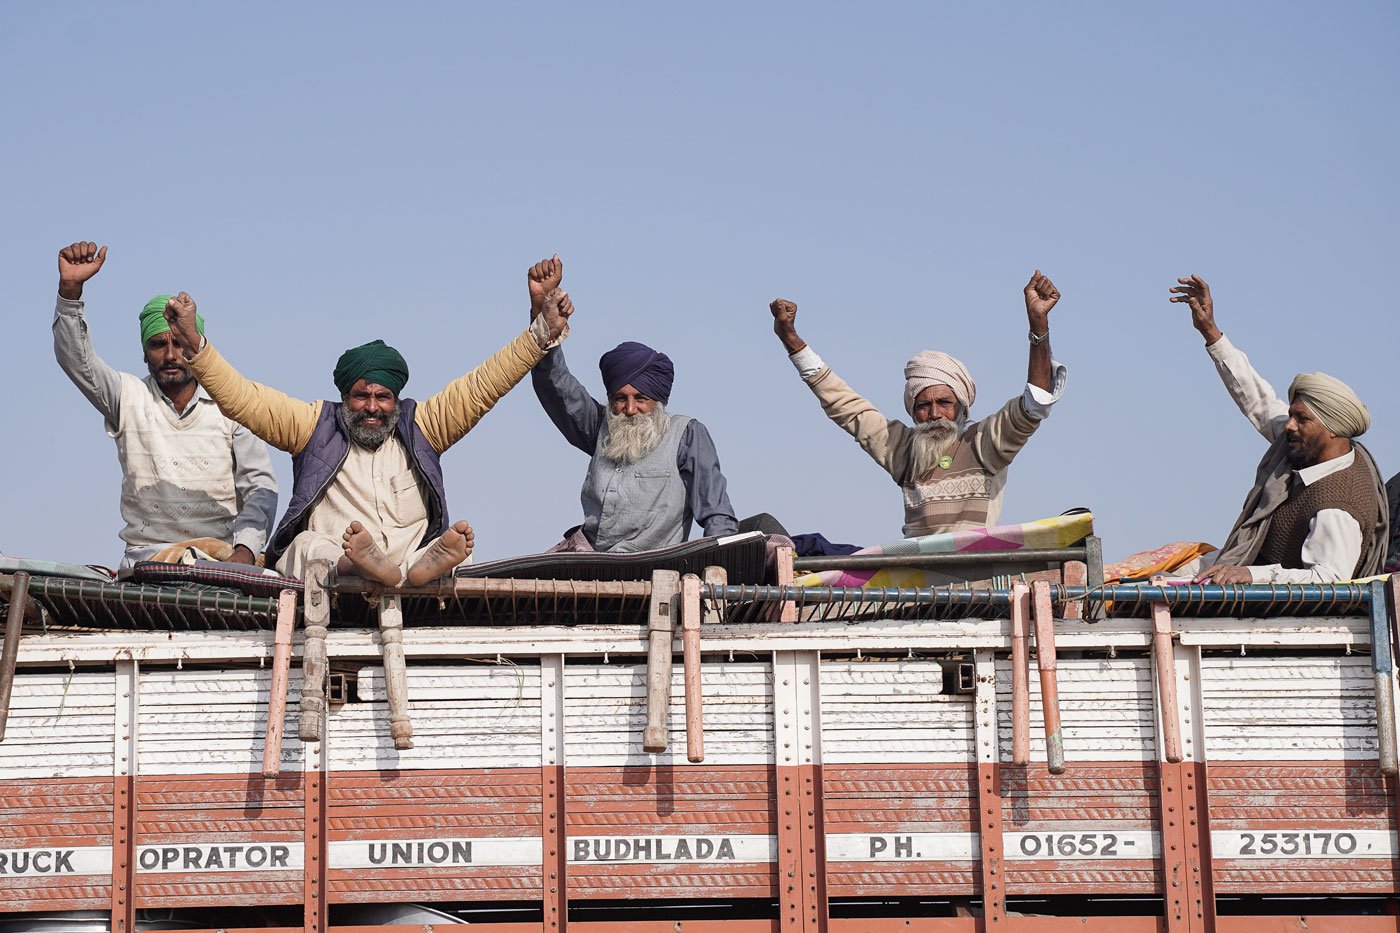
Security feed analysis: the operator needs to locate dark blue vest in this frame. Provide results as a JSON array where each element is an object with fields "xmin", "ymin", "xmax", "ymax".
[{"xmin": 266, "ymin": 399, "xmax": 447, "ymax": 565}]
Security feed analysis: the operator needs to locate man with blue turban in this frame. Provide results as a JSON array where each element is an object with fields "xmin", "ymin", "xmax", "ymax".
[
  {"xmin": 1169, "ymin": 274, "xmax": 1388, "ymax": 583},
  {"xmin": 161, "ymin": 282, "xmax": 575, "ymax": 585},
  {"xmin": 51, "ymin": 241, "xmax": 278, "ymax": 567},
  {"xmin": 526, "ymin": 256, "xmax": 738, "ymax": 552}
]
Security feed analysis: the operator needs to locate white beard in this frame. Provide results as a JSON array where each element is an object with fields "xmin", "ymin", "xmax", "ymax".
[
  {"xmin": 910, "ymin": 413, "xmax": 967, "ymax": 481},
  {"xmin": 600, "ymin": 406, "xmax": 669, "ymax": 464}
]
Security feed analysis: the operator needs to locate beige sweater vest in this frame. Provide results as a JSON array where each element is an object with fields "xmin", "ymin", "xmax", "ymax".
[{"xmin": 111, "ymin": 373, "xmax": 241, "ymax": 549}]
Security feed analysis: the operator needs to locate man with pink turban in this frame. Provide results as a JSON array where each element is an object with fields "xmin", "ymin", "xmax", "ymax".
[
  {"xmin": 1169, "ymin": 275, "xmax": 1388, "ymax": 584},
  {"xmin": 769, "ymin": 271, "xmax": 1068, "ymax": 537}
]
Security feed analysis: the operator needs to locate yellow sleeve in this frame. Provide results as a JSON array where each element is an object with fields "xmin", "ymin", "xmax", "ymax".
[
  {"xmin": 415, "ymin": 328, "xmax": 546, "ymax": 453},
  {"xmin": 189, "ymin": 341, "xmax": 322, "ymax": 454}
]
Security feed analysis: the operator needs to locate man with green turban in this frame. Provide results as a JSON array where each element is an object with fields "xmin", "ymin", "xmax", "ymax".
[
  {"xmin": 52, "ymin": 241, "xmax": 278, "ymax": 568},
  {"xmin": 161, "ymin": 280, "xmax": 576, "ymax": 585},
  {"xmin": 1169, "ymin": 274, "xmax": 1388, "ymax": 584}
]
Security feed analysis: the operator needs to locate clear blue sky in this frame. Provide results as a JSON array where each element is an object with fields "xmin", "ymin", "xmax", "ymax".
[{"xmin": 3, "ymin": 2, "xmax": 1397, "ymax": 567}]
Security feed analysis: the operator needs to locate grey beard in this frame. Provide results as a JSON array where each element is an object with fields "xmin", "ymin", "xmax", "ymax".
[
  {"xmin": 600, "ymin": 406, "xmax": 668, "ymax": 463},
  {"xmin": 910, "ymin": 413, "xmax": 967, "ymax": 481},
  {"xmin": 340, "ymin": 400, "xmax": 397, "ymax": 450}
]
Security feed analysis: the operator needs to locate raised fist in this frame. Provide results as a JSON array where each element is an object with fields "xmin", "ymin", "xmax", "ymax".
[
  {"xmin": 57, "ymin": 242, "xmax": 108, "ymax": 300},
  {"xmin": 540, "ymin": 287, "xmax": 574, "ymax": 343},
  {"xmin": 1024, "ymin": 270, "xmax": 1060, "ymax": 321},
  {"xmin": 769, "ymin": 298, "xmax": 806, "ymax": 354},
  {"xmin": 162, "ymin": 292, "xmax": 202, "ymax": 357},
  {"xmin": 528, "ymin": 254, "xmax": 563, "ymax": 318}
]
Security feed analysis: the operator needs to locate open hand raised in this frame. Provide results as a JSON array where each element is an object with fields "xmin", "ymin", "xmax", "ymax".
[
  {"xmin": 1169, "ymin": 274, "xmax": 1222, "ymax": 344},
  {"xmin": 57, "ymin": 242, "xmax": 108, "ymax": 300},
  {"xmin": 528, "ymin": 254, "xmax": 563, "ymax": 319},
  {"xmin": 161, "ymin": 292, "xmax": 203, "ymax": 357},
  {"xmin": 1024, "ymin": 270, "xmax": 1060, "ymax": 322}
]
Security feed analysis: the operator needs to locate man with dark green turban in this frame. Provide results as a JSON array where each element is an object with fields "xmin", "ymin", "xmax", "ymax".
[
  {"xmin": 52, "ymin": 241, "xmax": 278, "ymax": 568},
  {"xmin": 162, "ymin": 282, "xmax": 576, "ymax": 585}
]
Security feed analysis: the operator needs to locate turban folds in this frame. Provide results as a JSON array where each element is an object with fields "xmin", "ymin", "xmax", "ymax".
[
  {"xmin": 140, "ymin": 294, "xmax": 203, "ymax": 347},
  {"xmin": 903, "ymin": 350, "xmax": 976, "ymax": 417},
  {"xmin": 599, "ymin": 341, "xmax": 674, "ymax": 404},
  {"xmin": 1289, "ymin": 372, "xmax": 1370, "ymax": 438},
  {"xmin": 333, "ymin": 340, "xmax": 410, "ymax": 396}
]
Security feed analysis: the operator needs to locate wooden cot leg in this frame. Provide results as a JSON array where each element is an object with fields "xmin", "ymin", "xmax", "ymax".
[
  {"xmin": 262, "ymin": 588, "xmax": 299, "ymax": 777},
  {"xmin": 681, "ymin": 573, "xmax": 704, "ymax": 763},
  {"xmin": 1150, "ymin": 598, "xmax": 1184, "ymax": 765},
  {"xmin": 379, "ymin": 595, "xmax": 413, "ymax": 750},
  {"xmin": 776, "ymin": 545, "xmax": 797, "ymax": 623},
  {"xmin": 0, "ymin": 571, "xmax": 31, "ymax": 743},
  {"xmin": 1061, "ymin": 560, "xmax": 1087, "ymax": 621},
  {"xmin": 1031, "ymin": 580, "xmax": 1065, "ymax": 775},
  {"xmin": 1009, "ymin": 581, "xmax": 1031, "ymax": 767},
  {"xmin": 702, "ymin": 566, "xmax": 727, "ymax": 625},
  {"xmin": 298, "ymin": 560, "xmax": 332, "ymax": 743},
  {"xmin": 642, "ymin": 570, "xmax": 681, "ymax": 754}
]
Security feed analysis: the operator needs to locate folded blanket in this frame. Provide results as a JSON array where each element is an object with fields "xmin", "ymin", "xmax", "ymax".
[{"xmin": 794, "ymin": 511, "xmax": 1094, "ymax": 588}]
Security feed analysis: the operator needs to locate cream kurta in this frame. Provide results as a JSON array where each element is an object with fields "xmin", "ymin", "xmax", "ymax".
[{"xmin": 189, "ymin": 317, "xmax": 557, "ymax": 579}]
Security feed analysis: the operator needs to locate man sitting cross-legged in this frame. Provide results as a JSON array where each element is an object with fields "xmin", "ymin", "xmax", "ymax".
[{"xmin": 161, "ymin": 287, "xmax": 574, "ymax": 584}]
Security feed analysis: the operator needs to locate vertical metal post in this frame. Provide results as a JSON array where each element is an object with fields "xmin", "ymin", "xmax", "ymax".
[
  {"xmin": 1031, "ymin": 581, "xmax": 1065, "ymax": 774},
  {"xmin": 642, "ymin": 570, "xmax": 680, "ymax": 754},
  {"xmin": 0, "ymin": 570, "xmax": 30, "ymax": 741},
  {"xmin": 973, "ymin": 648, "xmax": 1007, "ymax": 930},
  {"xmin": 1085, "ymin": 535, "xmax": 1105, "ymax": 621},
  {"xmin": 263, "ymin": 588, "xmax": 298, "ymax": 777},
  {"xmin": 540, "ymin": 654, "xmax": 567, "ymax": 933},
  {"xmin": 110, "ymin": 658, "xmax": 137, "ymax": 933},
  {"xmin": 302, "ymin": 714, "xmax": 327, "ymax": 933},
  {"xmin": 681, "ymin": 573, "xmax": 704, "ymax": 763},
  {"xmin": 1009, "ymin": 582, "xmax": 1031, "ymax": 767},
  {"xmin": 299, "ymin": 560, "xmax": 331, "ymax": 743},
  {"xmin": 1369, "ymin": 580, "xmax": 1398, "ymax": 775}
]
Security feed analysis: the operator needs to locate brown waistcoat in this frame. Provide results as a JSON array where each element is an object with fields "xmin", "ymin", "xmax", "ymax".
[{"xmin": 1255, "ymin": 453, "xmax": 1382, "ymax": 572}]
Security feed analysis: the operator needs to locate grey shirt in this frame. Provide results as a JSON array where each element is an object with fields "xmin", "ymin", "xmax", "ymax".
[
  {"xmin": 531, "ymin": 347, "xmax": 740, "ymax": 541},
  {"xmin": 52, "ymin": 297, "xmax": 279, "ymax": 560}
]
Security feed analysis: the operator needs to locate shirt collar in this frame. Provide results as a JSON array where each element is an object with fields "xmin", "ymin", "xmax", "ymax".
[
  {"xmin": 142, "ymin": 374, "xmax": 213, "ymax": 418},
  {"xmin": 1294, "ymin": 448, "xmax": 1354, "ymax": 487}
]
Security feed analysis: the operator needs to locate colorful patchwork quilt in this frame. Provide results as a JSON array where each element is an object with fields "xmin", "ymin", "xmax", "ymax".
[{"xmin": 793, "ymin": 510, "xmax": 1094, "ymax": 589}]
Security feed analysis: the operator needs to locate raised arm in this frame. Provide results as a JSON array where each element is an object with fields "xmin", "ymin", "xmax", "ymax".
[
  {"xmin": 52, "ymin": 241, "xmax": 123, "ymax": 424},
  {"xmin": 1024, "ymin": 270, "xmax": 1058, "ymax": 393},
  {"xmin": 770, "ymin": 298, "xmax": 914, "ymax": 483},
  {"xmin": 417, "ymin": 286, "xmax": 574, "ymax": 453},
  {"xmin": 164, "ymin": 293, "xmax": 322, "ymax": 454},
  {"xmin": 1169, "ymin": 274, "xmax": 1287, "ymax": 441}
]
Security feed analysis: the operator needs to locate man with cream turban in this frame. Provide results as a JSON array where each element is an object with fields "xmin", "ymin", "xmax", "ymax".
[
  {"xmin": 526, "ymin": 256, "xmax": 738, "ymax": 551},
  {"xmin": 1170, "ymin": 274, "xmax": 1388, "ymax": 584},
  {"xmin": 159, "ymin": 280, "xmax": 576, "ymax": 585},
  {"xmin": 769, "ymin": 271, "xmax": 1068, "ymax": 536},
  {"xmin": 51, "ymin": 241, "xmax": 277, "ymax": 568}
]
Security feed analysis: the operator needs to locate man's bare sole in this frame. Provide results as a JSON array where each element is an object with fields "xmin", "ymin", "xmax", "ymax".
[
  {"xmin": 339, "ymin": 521, "xmax": 404, "ymax": 586},
  {"xmin": 406, "ymin": 521, "xmax": 474, "ymax": 585}
]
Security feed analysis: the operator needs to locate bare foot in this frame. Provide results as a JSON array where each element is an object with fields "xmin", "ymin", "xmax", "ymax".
[
  {"xmin": 339, "ymin": 521, "xmax": 404, "ymax": 585},
  {"xmin": 406, "ymin": 520, "xmax": 474, "ymax": 585}
]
